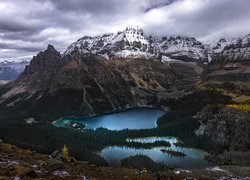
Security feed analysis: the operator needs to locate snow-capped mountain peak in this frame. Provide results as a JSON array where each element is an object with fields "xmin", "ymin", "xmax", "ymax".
[
  {"xmin": 124, "ymin": 26, "xmax": 143, "ymax": 36},
  {"xmin": 123, "ymin": 26, "xmax": 149, "ymax": 45},
  {"xmin": 64, "ymin": 26, "xmax": 158, "ymax": 59},
  {"xmin": 64, "ymin": 26, "xmax": 209, "ymax": 63}
]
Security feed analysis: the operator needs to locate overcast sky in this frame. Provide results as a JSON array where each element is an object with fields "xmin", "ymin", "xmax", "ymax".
[{"xmin": 0, "ymin": 0, "xmax": 250, "ymax": 61}]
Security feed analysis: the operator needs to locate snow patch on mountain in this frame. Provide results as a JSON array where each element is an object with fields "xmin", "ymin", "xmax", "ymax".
[
  {"xmin": 205, "ymin": 38, "xmax": 236, "ymax": 53},
  {"xmin": 208, "ymin": 34, "xmax": 250, "ymax": 63}
]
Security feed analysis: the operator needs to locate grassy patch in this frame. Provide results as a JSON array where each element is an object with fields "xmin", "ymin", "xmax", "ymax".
[
  {"xmin": 197, "ymin": 81, "xmax": 250, "ymax": 103},
  {"xmin": 226, "ymin": 104, "xmax": 250, "ymax": 112}
]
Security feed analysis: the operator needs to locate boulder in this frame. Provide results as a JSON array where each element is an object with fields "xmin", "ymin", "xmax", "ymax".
[
  {"xmin": 47, "ymin": 159, "xmax": 63, "ymax": 171},
  {"xmin": 53, "ymin": 170, "xmax": 70, "ymax": 178},
  {"xmin": 50, "ymin": 150, "xmax": 65, "ymax": 161}
]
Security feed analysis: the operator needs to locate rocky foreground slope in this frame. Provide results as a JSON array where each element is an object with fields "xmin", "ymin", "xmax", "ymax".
[{"xmin": 1, "ymin": 140, "xmax": 250, "ymax": 179}]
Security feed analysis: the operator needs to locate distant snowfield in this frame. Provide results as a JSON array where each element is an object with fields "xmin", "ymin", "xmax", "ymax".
[
  {"xmin": 0, "ymin": 60, "xmax": 29, "ymax": 81},
  {"xmin": 0, "ymin": 80, "xmax": 10, "ymax": 85}
]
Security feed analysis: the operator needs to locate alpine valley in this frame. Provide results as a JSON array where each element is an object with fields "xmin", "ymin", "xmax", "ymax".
[{"xmin": 0, "ymin": 26, "xmax": 250, "ymax": 179}]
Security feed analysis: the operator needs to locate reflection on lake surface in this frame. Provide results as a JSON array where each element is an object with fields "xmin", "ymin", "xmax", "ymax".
[
  {"xmin": 53, "ymin": 108, "xmax": 165, "ymax": 130},
  {"xmin": 100, "ymin": 137, "xmax": 209, "ymax": 168}
]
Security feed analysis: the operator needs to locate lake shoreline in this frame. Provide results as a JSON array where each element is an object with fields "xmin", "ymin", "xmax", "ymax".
[{"xmin": 55, "ymin": 106, "xmax": 167, "ymax": 122}]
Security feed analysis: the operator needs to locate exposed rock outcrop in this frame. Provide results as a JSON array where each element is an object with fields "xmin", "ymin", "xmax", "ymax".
[{"xmin": 195, "ymin": 105, "xmax": 250, "ymax": 151}]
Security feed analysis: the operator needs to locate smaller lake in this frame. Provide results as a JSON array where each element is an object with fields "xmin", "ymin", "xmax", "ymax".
[
  {"xmin": 100, "ymin": 137, "xmax": 209, "ymax": 169},
  {"xmin": 53, "ymin": 108, "xmax": 165, "ymax": 130}
]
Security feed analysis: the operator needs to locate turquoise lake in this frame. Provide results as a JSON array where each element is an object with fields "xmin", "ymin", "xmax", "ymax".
[{"xmin": 53, "ymin": 108, "xmax": 165, "ymax": 130}]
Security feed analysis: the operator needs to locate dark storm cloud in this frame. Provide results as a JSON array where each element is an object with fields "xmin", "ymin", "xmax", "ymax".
[
  {"xmin": 144, "ymin": 0, "xmax": 178, "ymax": 12},
  {"xmin": 0, "ymin": 0, "xmax": 249, "ymax": 61},
  {"xmin": 52, "ymin": 0, "xmax": 124, "ymax": 13},
  {"xmin": 0, "ymin": 19, "xmax": 38, "ymax": 32},
  {"xmin": 0, "ymin": 42, "xmax": 42, "ymax": 52}
]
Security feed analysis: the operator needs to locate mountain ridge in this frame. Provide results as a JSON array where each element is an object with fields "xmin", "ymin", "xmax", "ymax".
[
  {"xmin": 64, "ymin": 26, "xmax": 208, "ymax": 63},
  {"xmin": 63, "ymin": 26, "xmax": 250, "ymax": 66}
]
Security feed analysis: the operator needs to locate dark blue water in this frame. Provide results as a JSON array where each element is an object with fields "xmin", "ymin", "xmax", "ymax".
[{"xmin": 100, "ymin": 137, "xmax": 209, "ymax": 168}]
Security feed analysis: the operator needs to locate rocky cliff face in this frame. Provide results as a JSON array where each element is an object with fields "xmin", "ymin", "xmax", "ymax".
[
  {"xmin": 13, "ymin": 45, "xmax": 63, "ymax": 93},
  {"xmin": 195, "ymin": 105, "xmax": 250, "ymax": 151}
]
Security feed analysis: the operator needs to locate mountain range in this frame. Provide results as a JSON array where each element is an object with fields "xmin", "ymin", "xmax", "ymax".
[
  {"xmin": 0, "ymin": 26, "xmax": 249, "ymax": 119},
  {"xmin": 1, "ymin": 26, "xmax": 249, "ymax": 81},
  {"xmin": 64, "ymin": 26, "xmax": 250, "ymax": 63},
  {"xmin": 65, "ymin": 26, "xmax": 207, "ymax": 63}
]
